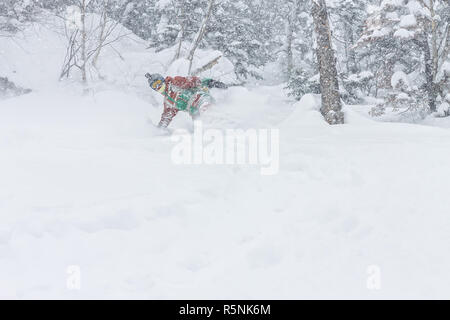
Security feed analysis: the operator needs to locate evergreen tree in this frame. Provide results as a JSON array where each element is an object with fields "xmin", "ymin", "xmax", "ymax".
[
  {"xmin": 0, "ymin": 0, "xmax": 39, "ymax": 34},
  {"xmin": 358, "ymin": 0, "xmax": 450, "ymax": 113},
  {"xmin": 106, "ymin": 0, "xmax": 157, "ymax": 40},
  {"xmin": 285, "ymin": 69, "xmax": 320, "ymax": 100},
  {"xmin": 312, "ymin": 0, "xmax": 344, "ymax": 124},
  {"xmin": 328, "ymin": 0, "xmax": 367, "ymax": 75},
  {"xmin": 150, "ymin": 0, "xmax": 207, "ymax": 52},
  {"xmin": 206, "ymin": 0, "xmax": 275, "ymax": 80}
]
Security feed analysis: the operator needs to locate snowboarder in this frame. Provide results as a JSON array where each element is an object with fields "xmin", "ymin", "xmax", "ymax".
[{"xmin": 145, "ymin": 73, "xmax": 227, "ymax": 128}]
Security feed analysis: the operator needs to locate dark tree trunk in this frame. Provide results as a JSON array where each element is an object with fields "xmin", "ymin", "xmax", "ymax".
[
  {"xmin": 415, "ymin": 38, "xmax": 437, "ymax": 113},
  {"xmin": 285, "ymin": 0, "xmax": 298, "ymax": 80},
  {"xmin": 423, "ymin": 40, "xmax": 437, "ymax": 112},
  {"xmin": 286, "ymin": 18, "xmax": 294, "ymax": 80},
  {"xmin": 311, "ymin": 0, "xmax": 344, "ymax": 124}
]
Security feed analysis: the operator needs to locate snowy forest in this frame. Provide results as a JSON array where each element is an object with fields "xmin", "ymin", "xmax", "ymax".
[
  {"xmin": 2, "ymin": 0, "xmax": 449, "ymax": 121},
  {"xmin": 1, "ymin": 0, "xmax": 450, "ymax": 299}
]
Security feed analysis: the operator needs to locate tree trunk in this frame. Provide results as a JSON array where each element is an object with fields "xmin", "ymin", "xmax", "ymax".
[
  {"xmin": 415, "ymin": 36, "xmax": 437, "ymax": 113},
  {"xmin": 187, "ymin": 0, "xmax": 215, "ymax": 75},
  {"xmin": 92, "ymin": 7, "xmax": 107, "ymax": 70},
  {"xmin": 171, "ymin": 23, "xmax": 184, "ymax": 65},
  {"xmin": 429, "ymin": 0, "xmax": 439, "ymax": 112},
  {"xmin": 430, "ymin": 0, "xmax": 439, "ymax": 83},
  {"xmin": 192, "ymin": 55, "xmax": 222, "ymax": 76},
  {"xmin": 285, "ymin": 1, "xmax": 297, "ymax": 80},
  {"xmin": 441, "ymin": 23, "xmax": 449, "ymax": 70},
  {"xmin": 172, "ymin": 5, "xmax": 186, "ymax": 64},
  {"xmin": 311, "ymin": 0, "xmax": 344, "ymax": 124},
  {"xmin": 423, "ymin": 39, "xmax": 437, "ymax": 112},
  {"xmin": 80, "ymin": 0, "xmax": 87, "ymax": 86},
  {"xmin": 347, "ymin": 29, "xmax": 357, "ymax": 74},
  {"xmin": 286, "ymin": 20, "xmax": 294, "ymax": 80}
]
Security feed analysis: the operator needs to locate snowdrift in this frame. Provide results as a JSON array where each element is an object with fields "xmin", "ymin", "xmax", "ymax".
[{"xmin": 3, "ymin": 10, "xmax": 450, "ymax": 300}]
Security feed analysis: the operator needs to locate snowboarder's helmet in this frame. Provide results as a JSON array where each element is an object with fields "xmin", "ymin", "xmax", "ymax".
[{"xmin": 147, "ymin": 73, "xmax": 165, "ymax": 91}]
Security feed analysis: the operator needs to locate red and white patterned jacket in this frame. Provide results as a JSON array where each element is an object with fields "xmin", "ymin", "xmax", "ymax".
[{"xmin": 158, "ymin": 76, "xmax": 202, "ymax": 128}]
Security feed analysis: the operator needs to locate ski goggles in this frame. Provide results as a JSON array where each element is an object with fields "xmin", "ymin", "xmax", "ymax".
[
  {"xmin": 157, "ymin": 83, "xmax": 166, "ymax": 94},
  {"xmin": 151, "ymin": 79, "xmax": 164, "ymax": 90}
]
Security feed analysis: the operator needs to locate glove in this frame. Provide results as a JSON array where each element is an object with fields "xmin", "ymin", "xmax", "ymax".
[
  {"xmin": 208, "ymin": 79, "xmax": 228, "ymax": 89},
  {"xmin": 145, "ymin": 73, "xmax": 153, "ymax": 87}
]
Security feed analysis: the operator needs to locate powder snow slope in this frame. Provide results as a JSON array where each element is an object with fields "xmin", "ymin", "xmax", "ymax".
[
  {"xmin": 2, "ymin": 16, "xmax": 450, "ymax": 299},
  {"xmin": 2, "ymin": 87, "xmax": 450, "ymax": 299}
]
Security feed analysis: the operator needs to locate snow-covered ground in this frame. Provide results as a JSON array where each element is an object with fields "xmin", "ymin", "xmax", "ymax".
[
  {"xmin": 2, "ymin": 17, "xmax": 450, "ymax": 299},
  {"xmin": 2, "ymin": 86, "xmax": 450, "ymax": 299}
]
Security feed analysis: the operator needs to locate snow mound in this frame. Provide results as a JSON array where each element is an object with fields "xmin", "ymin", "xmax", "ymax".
[
  {"xmin": 343, "ymin": 105, "xmax": 378, "ymax": 125},
  {"xmin": 281, "ymin": 94, "xmax": 327, "ymax": 129}
]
